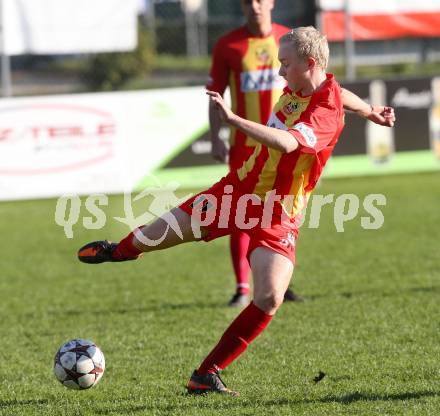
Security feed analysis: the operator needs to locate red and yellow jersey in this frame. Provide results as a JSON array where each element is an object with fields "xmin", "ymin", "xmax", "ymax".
[
  {"xmin": 207, "ymin": 23, "xmax": 289, "ymax": 150},
  {"xmin": 232, "ymin": 74, "xmax": 345, "ymax": 222}
]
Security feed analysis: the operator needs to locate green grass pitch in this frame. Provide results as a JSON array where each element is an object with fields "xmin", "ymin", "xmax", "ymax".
[{"xmin": 0, "ymin": 171, "xmax": 439, "ymax": 415}]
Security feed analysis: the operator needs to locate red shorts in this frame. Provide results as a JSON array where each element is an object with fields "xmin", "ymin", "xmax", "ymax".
[{"xmin": 179, "ymin": 176, "xmax": 297, "ymax": 263}]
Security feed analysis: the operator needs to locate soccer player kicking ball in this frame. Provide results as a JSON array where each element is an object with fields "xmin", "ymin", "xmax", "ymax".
[
  {"xmin": 78, "ymin": 27, "xmax": 395, "ymax": 396},
  {"xmin": 208, "ymin": 0, "xmax": 393, "ymax": 307}
]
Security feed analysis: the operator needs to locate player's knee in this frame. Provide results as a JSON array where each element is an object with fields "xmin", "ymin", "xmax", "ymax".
[{"xmin": 254, "ymin": 292, "xmax": 284, "ymax": 314}]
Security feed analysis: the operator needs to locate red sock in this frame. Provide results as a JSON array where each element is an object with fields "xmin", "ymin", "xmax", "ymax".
[
  {"xmin": 112, "ymin": 231, "xmax": 143, "ymax": 260},
  {"xmin": 197, "ymin": 302, "xmax": 273, "ymax": 374},
  {"xmin": 230, "ymin": 231, "xmax": 251, "ymax": 294}
]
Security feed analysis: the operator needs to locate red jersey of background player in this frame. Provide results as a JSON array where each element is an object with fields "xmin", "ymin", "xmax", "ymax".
[{"xmin": 207, "ymin": 23, "xmax": 289, "ymax": 167}]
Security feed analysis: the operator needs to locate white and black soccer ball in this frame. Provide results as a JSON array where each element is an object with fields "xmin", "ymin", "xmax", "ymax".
[{"xmin": 53, "ymin": 339, "xmax": 105, "ymax": 390}]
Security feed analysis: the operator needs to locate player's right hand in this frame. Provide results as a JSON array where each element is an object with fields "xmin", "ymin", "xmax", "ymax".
[
  {"xmin": 207, "ymin": 90, "xmax": 235, "ymax": 123},
  {"xmin": 211, "ymin": 138, "xmax": 229, "ymax": 163},
  {"xmin": 368, "ymin": 106, "xmax": 396, "ymax": 127}
]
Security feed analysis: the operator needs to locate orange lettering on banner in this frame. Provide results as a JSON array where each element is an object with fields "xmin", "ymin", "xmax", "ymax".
[
  {"xmin": 96, "ymin": 124, "xmax": 116, "ymax": 136},
  {"xmin": 0, "ymin": 129, "xmax": 12, "ymax": 141},
  {"xmin": 49, "ymin": 126, "xmax": 83, "ymax": 138}
]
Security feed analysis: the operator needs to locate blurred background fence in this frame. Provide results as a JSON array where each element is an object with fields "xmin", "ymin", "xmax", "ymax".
[
  {"xmin": 150, "ymin": 0, "xmax": 314, "ymax": 56},
  {"xmin": 4, "ymin": 0, "xmax": 440, "ymax": 97}
]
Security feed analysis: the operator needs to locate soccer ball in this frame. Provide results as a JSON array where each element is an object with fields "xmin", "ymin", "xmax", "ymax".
[{"xmin": 53, "ymin": 339, "xmax": 105, "ymax": 389}]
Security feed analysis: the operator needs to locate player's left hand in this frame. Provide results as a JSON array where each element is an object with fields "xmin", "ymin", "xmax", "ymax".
[
  {"xmin": 367, "ymin": 106, "xmax": 396, "ymax": 127},
  {"xmin": 206, "ymin": 91, "xmax": 235, "ymax": 123}
]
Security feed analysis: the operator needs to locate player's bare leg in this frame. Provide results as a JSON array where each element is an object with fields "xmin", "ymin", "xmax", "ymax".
[
  {"xmin": 227, "ymin": 232, "xmax": 300, "ymax": 307},
  {"xmin": 187, "ymin": 246, "xmax": 293, "ymax": 395},
  {"xmin": 253, "ymin": 245, "xmax": 302, "ymax": 305},
  {"xmin": 132, "ymin": 207, "xmax": 203, "ymax": 252},
  {"xmin": 250, "ymin": 247, "xmax": 294, "ymax": 314},
  {"xmin": 78, "ymin": 207, "xmax": 203, "ymax": 263},
  {"xmin": 254, "ymin": 244, "xmax": 302, "ymax": 305}
]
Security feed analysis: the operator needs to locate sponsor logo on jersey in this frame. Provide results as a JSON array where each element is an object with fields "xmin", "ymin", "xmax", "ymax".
[
  {"xmin": 240, "ymin": 68, "xmax": 285, "ymax": 93},
  {"xmin": 267, "ymin": 112, "xmax": 288, "ymax": 130},
  {"xmin": 292, "ymin": 122, "xmax": 317, "ymax": 147}
]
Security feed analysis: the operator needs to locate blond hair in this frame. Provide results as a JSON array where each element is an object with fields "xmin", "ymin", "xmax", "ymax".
[{"xmin": 280, "ymin": 26, "xmax": 329, "ymax": 70}]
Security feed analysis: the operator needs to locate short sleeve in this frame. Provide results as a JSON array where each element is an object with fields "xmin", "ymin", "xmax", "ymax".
[
  {"xmin": 288, "ymin": 86, "xmax": 342, "ymax": 154},
  {"xmin": 206, "ymin": 39, "xmax": 229, "ymax": 95}
]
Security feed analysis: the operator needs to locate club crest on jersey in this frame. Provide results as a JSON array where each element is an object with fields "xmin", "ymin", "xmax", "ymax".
[
  {"xmin": 255, "ymin": 46, "xmax": 271, "ymax": 64},
  {"xmin": 283, "ymin": 102, "xmax": 299, "ymax": 115}
]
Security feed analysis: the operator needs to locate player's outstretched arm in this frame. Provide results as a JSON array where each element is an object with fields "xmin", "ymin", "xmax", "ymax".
[
  {"xmin": 341, "ymin": 88, "xmax": 396, "ymax": 127},
  {"xmin": 206, "ymin": 91, "xmax": 298, "ymax": 153}
]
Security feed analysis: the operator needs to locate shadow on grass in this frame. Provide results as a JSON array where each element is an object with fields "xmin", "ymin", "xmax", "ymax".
[
  {"xmin": 0, "ymin": 399, "xmax": 49, "ymax": 408},
  {"xmin": 44, "ymin": 301, "xmax": 226, "ymax": 318},
  {"xmin": 94, "ymin": 390, "xmax": 439, "ymax": 414},
  {"xmin": 315, "ymin": 390, "xmax": 438, "ymax": 404},
  {"xmin": 34, "ymin": 285, "xmax": 440, "ymax": 319},
  {"xmin": 305, "ymin": 285, "xmax": 440, "ymax": 302}
]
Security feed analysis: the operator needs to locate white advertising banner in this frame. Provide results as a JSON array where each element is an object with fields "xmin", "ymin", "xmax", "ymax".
[
  {"xmin": 3, "ymin": 0, "xmax": 138, "ymax": 55},
  {"xmin": 0, "ymin": 87, "xmax": 208, "ymax": 200}
]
